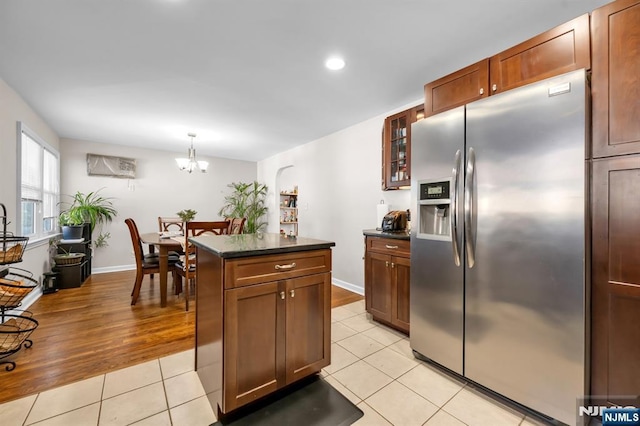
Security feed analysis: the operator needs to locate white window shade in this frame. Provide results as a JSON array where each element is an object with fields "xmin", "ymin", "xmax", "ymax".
[{"xmin": 21, "ymin": 135, "xmax": 42, "ymax": 200}]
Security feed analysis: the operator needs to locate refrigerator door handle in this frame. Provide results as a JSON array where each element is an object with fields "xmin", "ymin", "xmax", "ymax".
[
  {"xmin": 464, "ymin": 147, "xmax": 476, "ymax": 268},
  {"xmin": 451, "ymin": 149, "xmax": 462, "ymax": 266}
]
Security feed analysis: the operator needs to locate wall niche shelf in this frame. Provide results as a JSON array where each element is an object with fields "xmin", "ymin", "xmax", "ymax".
[{"xmin": 279, "ymin": 190, "xmax": 298, "ymax": 237}]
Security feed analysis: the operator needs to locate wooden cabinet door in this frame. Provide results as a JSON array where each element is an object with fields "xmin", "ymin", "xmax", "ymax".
[
  {"xmin": 365, "ymin": 251, "xmax": 392, "ymax": 322},
  {"xmin": 224, "ymin": 281, "xmax": 284, "ymax": 412},
  {"xmin": 285, "ymin": 273, "xmax": 331, "ymax": 384},
  {"xmin": 489, "ymin": 14, "xmax": 590, "ymax": 95},
  {"xmin": 592, "ymin": 0, "xmax": 640, "ymax": 158},
  {"xmin": 424, "ymin": 59, "xmax": 489, "ymax": 118},
  {"xmin": 391, "ymin": 256, "xmax": 410, "ymax": 333},
  {"xmin": 382, "ymin": 109, "xmax": 414, "ymax": 190},
  {"xmin": 592, "ymin": 155, "xmax": 640, "ymax": 404}
]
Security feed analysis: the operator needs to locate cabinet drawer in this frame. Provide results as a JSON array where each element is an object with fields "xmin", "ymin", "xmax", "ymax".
[
  {"xmin": 367, "ymin": 237, "xmax": 410, "ymax": 257},
  {"xmin": 224, "ymin": 249, "xmax": 331, "ymax": 289}
]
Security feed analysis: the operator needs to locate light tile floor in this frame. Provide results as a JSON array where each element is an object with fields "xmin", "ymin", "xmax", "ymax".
[{"xmin": 0, "ymin": 300, "xmax": 546, "ymax": 426}]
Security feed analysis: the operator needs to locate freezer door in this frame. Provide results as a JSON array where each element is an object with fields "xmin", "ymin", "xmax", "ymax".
[
  {"xmin": 465, "ymin": 70, "xmax": 587, "ymax": 425},
  {"xmin": 410, "ymin": 106, "xmax": 465, "ymax": 375}
]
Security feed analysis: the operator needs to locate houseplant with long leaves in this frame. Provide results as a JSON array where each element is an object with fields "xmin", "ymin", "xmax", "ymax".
[
  {"xmin": 218, "ymin": 181, "xmax": 268, "ymax": 234},
  {"xmin": 59, "ymin": 189, "xmax": 117, "ymax": 247}
]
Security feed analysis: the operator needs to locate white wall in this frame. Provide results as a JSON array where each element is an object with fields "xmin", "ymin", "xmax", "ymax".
[
  {"xmin": 60, "ymin": 139, "xmax": 256, "ymax": 271},
  {"xmin": 0, "ymin": 76, "xmax": 60, "ymax": 285},
  {"xmin": 258, "ymin": 101, "xmax": 418, "ymax": 294}
]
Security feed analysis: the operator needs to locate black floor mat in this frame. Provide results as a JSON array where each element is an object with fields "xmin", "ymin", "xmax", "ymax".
[{"xmin": 212, "ymin": 376, "xmax": 363, "ymax": 426}]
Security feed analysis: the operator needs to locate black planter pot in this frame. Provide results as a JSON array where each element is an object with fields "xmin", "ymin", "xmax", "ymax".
[{"xmin": 61, "ymin": 225, "xmax": 84, "ymax": 240}]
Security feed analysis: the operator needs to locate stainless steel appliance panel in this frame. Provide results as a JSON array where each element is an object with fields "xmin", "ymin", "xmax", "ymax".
[
  {"xmin": 410, "ymin": 107, "xmax": 465, "ymax": 374},
  {"xmin": 464, "ymin": 70, "xmax": 587, "ymax": 425}
]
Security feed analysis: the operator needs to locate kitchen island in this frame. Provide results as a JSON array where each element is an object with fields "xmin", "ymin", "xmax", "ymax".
[{"xmin": 189, "ymin": 232, "xmax": 335, "ymax": 419}]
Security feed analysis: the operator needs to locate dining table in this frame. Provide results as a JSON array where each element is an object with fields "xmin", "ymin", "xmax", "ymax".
[{"xmin": 139, "ymin": 232, "xmax": 183, "ymax": 307}]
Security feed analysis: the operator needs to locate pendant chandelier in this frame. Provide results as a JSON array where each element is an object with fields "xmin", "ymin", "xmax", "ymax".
[{"xmin": 175, "ymin": 133, "xmax": 209, "ymax": 173}]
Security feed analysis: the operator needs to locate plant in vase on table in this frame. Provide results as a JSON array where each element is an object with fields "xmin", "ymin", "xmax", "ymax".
[{"xmin": 176, "ymin": 209, "xmax": 197, "ymax": 223}]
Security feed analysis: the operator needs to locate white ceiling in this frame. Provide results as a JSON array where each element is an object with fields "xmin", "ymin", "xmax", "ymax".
[{"xmin": 0, "ymin": 0, "xmax": 609, "ymax": 162}]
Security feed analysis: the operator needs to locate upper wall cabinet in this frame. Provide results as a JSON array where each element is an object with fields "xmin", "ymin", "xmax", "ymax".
[
  {"xmin": 382, "ymin": 105, "xmax": 424, "ymax": 190},
  {"xmin": 423, "ymin": 59, "xmax": 489, "ymax": 118},
  {"xmin": 423, "ymin": 14, "xmax": 591, "ymax": 118},
  {"xmin": 489, "ymin": 14, "xmax": 591, "ymax": 95},
  {"xmin": 591, "ymin": 0, "xmax": 640, "ymax": 158}
]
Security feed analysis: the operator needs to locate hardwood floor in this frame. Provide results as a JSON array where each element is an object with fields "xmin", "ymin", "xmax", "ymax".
[
  {"xmin": 0, "ymin": 270, "xmax": 363, "ymax": 404},
  {"xmin": 331, "ymin": 285, "xmax": 364, "ymax": 308}
]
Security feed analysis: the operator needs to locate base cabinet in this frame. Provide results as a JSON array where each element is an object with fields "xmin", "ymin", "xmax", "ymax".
[
  {"xmin": 196, "ymin": 246, "xmax": 332, "ymax": 417},
  {"xmin": 591, "ymin": 155, "xmax": 640, "ymax": 405},
  {"xmin": 364, "ymin": 236, "xmax": 410, "ymax": 333},
  {"xmin": 223, "ymin": 273, "xmax": 330, "ymax": 412}
]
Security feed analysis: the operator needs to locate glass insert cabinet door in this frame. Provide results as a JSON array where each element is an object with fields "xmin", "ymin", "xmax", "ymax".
[
  {"xmin": 391, "ymin": 116, "xmax": 408, "ymax": 183},
  {"xmin": 382, "ymin": 105, "xmax": 423, "ymax": 190}
]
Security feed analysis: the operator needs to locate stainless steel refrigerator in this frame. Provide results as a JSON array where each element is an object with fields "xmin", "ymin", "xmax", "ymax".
[{"xmin": 410, "ymin": 69, "xmax": 588, "ymax": 426}]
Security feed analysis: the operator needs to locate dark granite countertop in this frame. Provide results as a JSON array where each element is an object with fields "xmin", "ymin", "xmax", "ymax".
[
  {"xmin": 362, "ymin": 229, "xmax": 410, "ymax": 240},
  {"xmin": 190, "ymin": 233, "xmax": 335, "ymax": 259}
]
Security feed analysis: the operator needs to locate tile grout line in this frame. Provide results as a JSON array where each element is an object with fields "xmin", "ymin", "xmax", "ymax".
[
  {"xmin": 158, "ymin": 356, "xmax": 174, "ymax": 426},
  {"xmin": 97, "ymin": 373, "xmax": 106, "ymax": 426}
]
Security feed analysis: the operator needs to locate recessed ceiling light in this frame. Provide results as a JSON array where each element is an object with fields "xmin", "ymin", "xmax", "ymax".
[{"xmin": 325, "ymin": 57, "xmax": 345, "ymax": 71}]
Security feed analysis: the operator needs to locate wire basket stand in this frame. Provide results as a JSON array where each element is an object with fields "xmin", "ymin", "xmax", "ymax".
[
  {"xmin": 0, "ymin": 204, "xmax": 28, "ymax": 265},
  {"xmin": 0, "ymin": 202, "xmax": 37, "ymax": 371}
]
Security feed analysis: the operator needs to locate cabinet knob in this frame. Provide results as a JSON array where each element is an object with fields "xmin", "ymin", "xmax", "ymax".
[
  {"xmin": 386, "ymin": 261, "xmax": 389, "ymax": 267},
  {"xmin": 391, "ymin": 262, "xmax": 395, "ymax": 268},
  {"xmin": 275, "ymin": 262, "xmax": 297, "ymax": 270},
  {"xmin": 479, "ymin": 87, "xmax": 484, "ymax": 95},
  {"xmin": 492, "ymin": 84, "xmax": 497, "ymax": 92},
  {"xmin": 280, "ymin": 291, "xmax": 285, "ymax": 300},
  {"xmin": 290, "ymin": 289, "xmax": 295, "ymax": 298}
]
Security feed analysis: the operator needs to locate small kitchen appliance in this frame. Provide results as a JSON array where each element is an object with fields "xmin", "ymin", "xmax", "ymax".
[{"xmin": 381, "ymin": 210, "xmax": 408, "ymax": 232}]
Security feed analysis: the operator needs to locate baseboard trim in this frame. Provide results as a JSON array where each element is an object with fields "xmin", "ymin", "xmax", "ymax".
[
  {"xmin": 92, "ymin": 265, "xmax": 135, "ymax": 274},
  {"xmin": 331, "ymin": 278, "xmax": 364, "ymax": 296},
  {"xmin": 7, "ymin": 287, "xmax": 43, "ymax": 314}
]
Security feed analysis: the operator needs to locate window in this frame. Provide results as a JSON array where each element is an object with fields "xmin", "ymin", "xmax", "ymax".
[{"xmin": 18, "ymin": 122, "xmax": 60, "ymax": 240}]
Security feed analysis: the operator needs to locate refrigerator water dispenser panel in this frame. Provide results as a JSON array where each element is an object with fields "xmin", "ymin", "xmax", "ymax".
[{"xmin": 417, "ymin": 179, "xmax": 452, "ymax": 241}]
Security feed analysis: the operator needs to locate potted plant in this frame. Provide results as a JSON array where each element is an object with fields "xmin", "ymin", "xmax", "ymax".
[
  {"xmin": 218, "ymin": 181, "xmax": 268, "ymax": 234},
  {"xmin": 50, "ymin": 239, "xmax": 85, "ymax": 266},
  {"xmin": 59, "ymin": 189, "xmax": 117, "ymax": 246},
  {"xmin": 59, "ymin": 210, "xmax": 86, "ymax": 240},
  {"xmin": 176, "ymin": 209, "xmax": 197, "ymax": 223}
]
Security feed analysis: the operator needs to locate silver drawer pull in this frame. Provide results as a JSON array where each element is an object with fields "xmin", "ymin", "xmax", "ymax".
[
  {"xmin": 275, "ymin": 262, "xmax": 297, "ymax": 270},
  {"xmin": 385, "ymin": 244, "xmax": 399, "ymax": 249}
]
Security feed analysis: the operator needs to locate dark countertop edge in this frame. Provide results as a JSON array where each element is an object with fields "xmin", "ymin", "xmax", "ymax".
[
  {"xmin": 362, "ymin": 229, "xmax": 410, "ymax": 240},
  {"xmin": 190, "ymin": 239, "xmax": 335, "ymax": 259}
]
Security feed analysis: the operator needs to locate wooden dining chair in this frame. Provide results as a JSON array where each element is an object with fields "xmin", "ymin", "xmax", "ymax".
[
  {"xmin": 158, "ymin": 217, "xmax": 185, "ymax": 234},
  {"xmin": 227, "ymin": 217, "xmax": 247, "ymax": 235},
  {"xmin": 125, "ymin": 218, "xmax": 180, "ymax": 305},
  {"xmin": 176, "ymin": 220, "xmax": 230, "ymax": 311}
]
